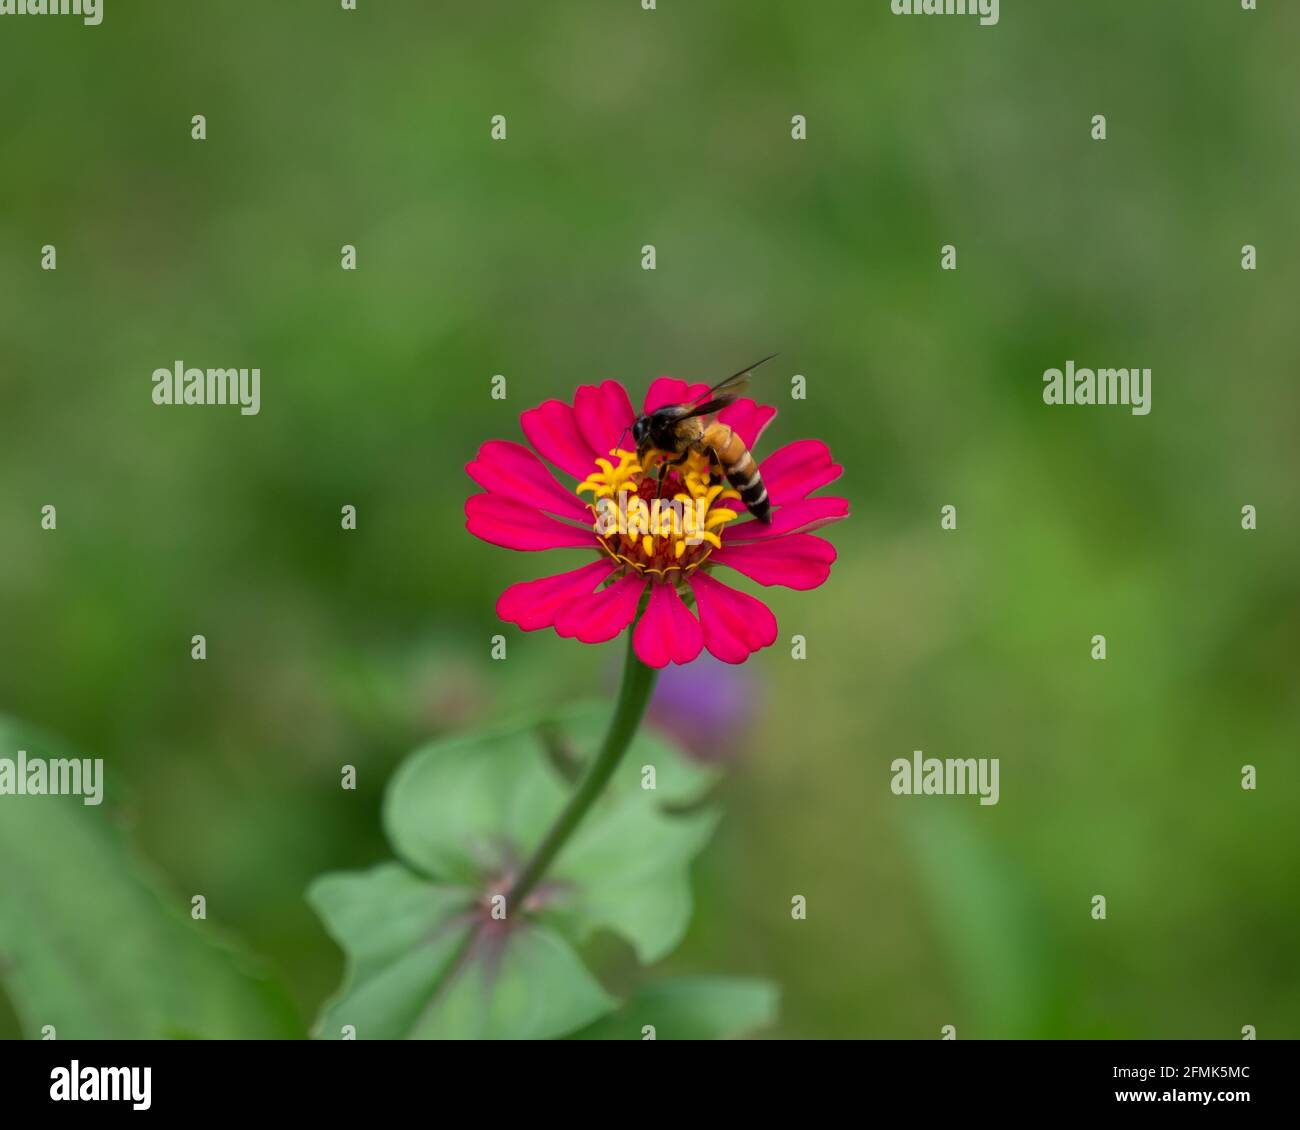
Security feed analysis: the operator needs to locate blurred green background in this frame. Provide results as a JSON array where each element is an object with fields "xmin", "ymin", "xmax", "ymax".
[{"xmin": 2, "ymin": 0, "xmax": 1297, "ymax": 1039}]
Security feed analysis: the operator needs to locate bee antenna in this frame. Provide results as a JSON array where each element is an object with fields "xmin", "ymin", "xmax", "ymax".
[{"xmin": 722, "ymin": 353, "xmax": 779, "ymax": 383}]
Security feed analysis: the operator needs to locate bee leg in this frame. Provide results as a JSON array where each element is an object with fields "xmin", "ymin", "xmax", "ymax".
[{"xmin": 656, "ymin": 452, "xmax": 689, "ymax": 498}]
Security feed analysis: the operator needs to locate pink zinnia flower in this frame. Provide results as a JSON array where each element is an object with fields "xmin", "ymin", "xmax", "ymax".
[{"xmin": 465, "ymin": 378, "xmax": 847, "ymax": 668}]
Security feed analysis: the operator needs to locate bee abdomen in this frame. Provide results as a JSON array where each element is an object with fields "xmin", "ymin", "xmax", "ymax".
[{"xmin": 703, "ymin": 423, "xmax": 771, "ymax": 523}]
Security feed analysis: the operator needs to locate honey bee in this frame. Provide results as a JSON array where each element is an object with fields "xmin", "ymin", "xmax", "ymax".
[{"xmin": 631, "ymin": 355, "xmax": 778, "ymax": 523}]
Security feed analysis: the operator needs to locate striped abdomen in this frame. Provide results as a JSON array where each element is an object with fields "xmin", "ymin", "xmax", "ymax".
[{"xmin": 700, "ymin": 422, "xmax": 770, "ymax": 522}]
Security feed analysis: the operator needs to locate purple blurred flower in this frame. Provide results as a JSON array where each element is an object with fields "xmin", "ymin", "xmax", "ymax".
[{"xmin": 646, "ymin": 652, "xmax": 756, "ymax": 764}]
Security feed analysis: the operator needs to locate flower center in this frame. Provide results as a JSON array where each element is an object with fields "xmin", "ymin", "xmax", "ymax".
[{"xmin": 576, "ymin": 447, "xmax": 742, "ymax": 577}]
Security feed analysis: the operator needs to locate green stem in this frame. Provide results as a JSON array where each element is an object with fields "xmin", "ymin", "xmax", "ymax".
[{"xmin": 507, "ymin": 630, "xmax": 658, "ymax": 910}]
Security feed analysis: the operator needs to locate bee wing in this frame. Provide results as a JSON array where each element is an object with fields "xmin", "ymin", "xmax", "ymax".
[
  {"xmin": 689, "ymin": 353, "xmax": 778, "ymax": 407},
  {"xmin": 680, "ymin": 394, "xmax": 740, "ymax": 419}
]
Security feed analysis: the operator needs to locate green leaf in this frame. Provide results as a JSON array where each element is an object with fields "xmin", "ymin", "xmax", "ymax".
[
  {"xmin": 314, "ymin": 702, "xmax": 724, "ymax": 1038},
  {"xmin": 542, "ymin": 704, "xmax": 720, "ymax": 963},
  {"xmin": 383, "ymin": 703, "xmax": 721, "ymax": 964},
  {"xmin": 548, "ymin": 702, "xmax": 721, "ymax": 807},
  {"xmin": 308, "ymin": 864, "xmax": 614, "ymax": 1039},
  {"xmin": 383, "ymin": 719, "xmax": 570, "ymax": 886},
  {"xmin": 0, "ymin": 718, "xmax": 303, "ymax": 1040},
  {"xmin": 547, "ymin": 798, "xmax": 719, "ymax": 965},
  {"xmin": 568, "ymin": 977, "xmax": 780, "ymax": 1040},
  {"xmin": 421, "ymin": 917, "xmax": 614, "ymax": 1041}
]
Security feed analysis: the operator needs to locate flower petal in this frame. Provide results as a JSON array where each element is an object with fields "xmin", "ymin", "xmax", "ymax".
[
  {"xmin": 689, "ymin": 571, "xmax": 778, "ymax": 663},
  {"xmin": 495, "ymin": 559, "xmax": 617, "ymax": 631},
  {"xmin": 711, "ymin": 533, "xmax": 837, "ymax": 590},
  {"xmin": 466, "ymin": 440, "xmax": 591, "ymax": 520},
  {"xmin": 466, "ymin": 493, "xmax": 594, "ymax": 551},
  {"xmin": 724, "ymin": 496, "xmax": 849, "ymax": 542},
  {"xmin": 554, "ymin": 573, "xmax": 646, "ymax": 643},
  {"xmin": 642, "ymin": 378, "xmax": 711, "ymax": 414},
  {"xmin": 573, "ymin": 381, "xmax": 636, "ymax": 458},
  {"xmin": 716, "ymin": 398, "xmax": 777, "ymax": 450},
  {"xmin": 758, "ymin": 439, "xmax": 843, "ymax": 503},
  {"xmin": 520, "ymin": 398, "xmax": 599, "ymax": 481},
  {"xmin": 633, "ymin": 581, "xmax": 704, "ymax": 668}
]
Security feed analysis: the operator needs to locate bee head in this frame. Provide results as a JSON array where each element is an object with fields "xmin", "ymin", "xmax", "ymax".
[{"xmin": 631, "ymin": 415, "xmax": 650, "ymax": 448}]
